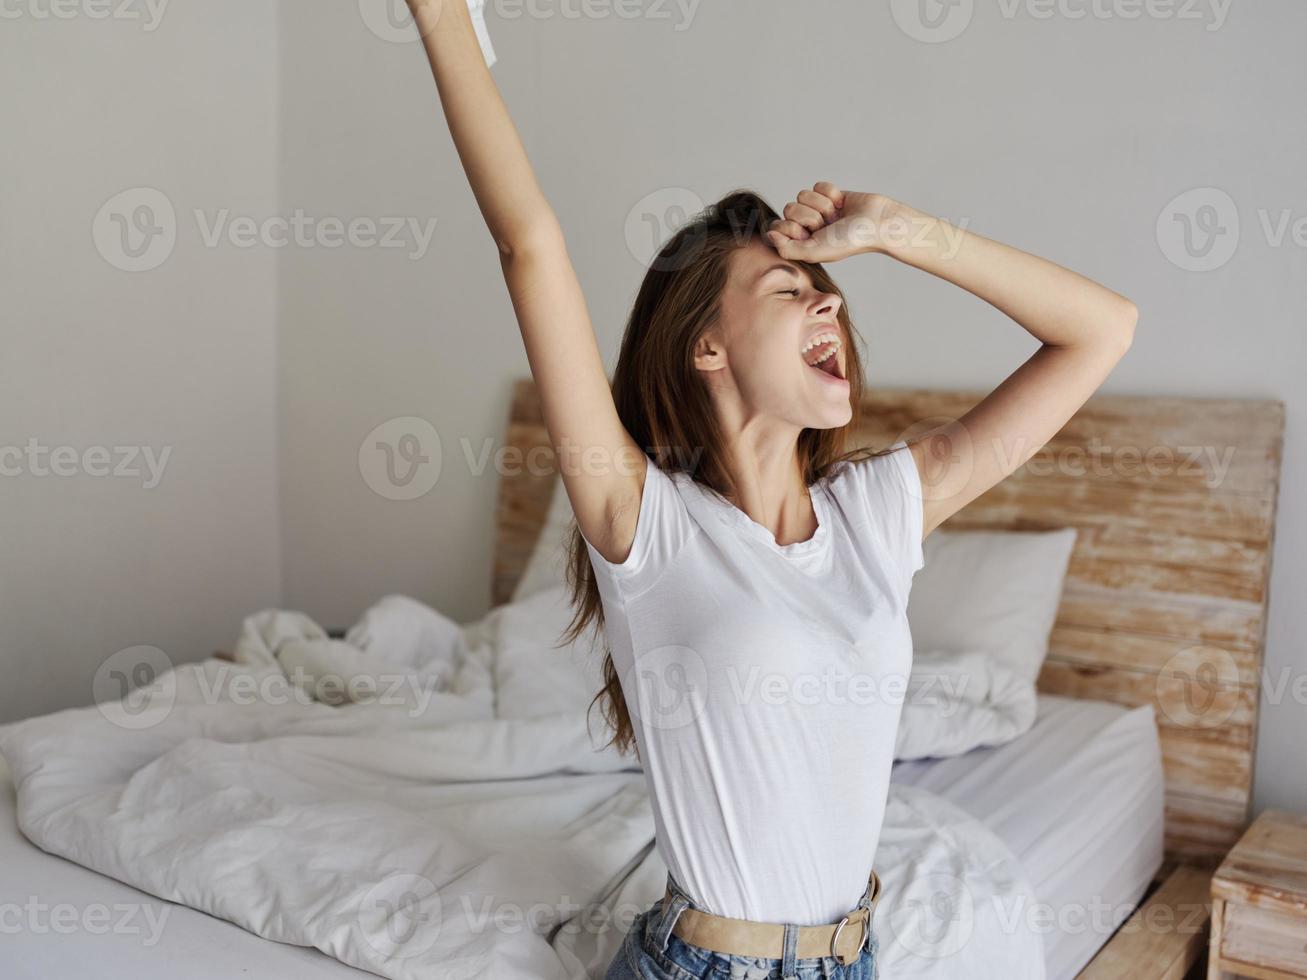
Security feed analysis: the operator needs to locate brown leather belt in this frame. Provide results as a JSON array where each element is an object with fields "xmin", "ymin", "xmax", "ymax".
[{"xmin": 663, "ymin": 869, "xmax": 880, "ymax": 967}]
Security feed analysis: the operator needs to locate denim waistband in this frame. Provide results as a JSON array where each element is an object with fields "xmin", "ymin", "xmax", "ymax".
[{"xmin": 648, "ymin": 869, "xmax": 879, "ymax": 975}]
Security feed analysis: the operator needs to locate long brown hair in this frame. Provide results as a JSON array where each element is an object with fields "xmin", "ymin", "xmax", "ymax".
[{"xmin": 560, "ymin": 189, "xmax": 891, "ymax": 759}]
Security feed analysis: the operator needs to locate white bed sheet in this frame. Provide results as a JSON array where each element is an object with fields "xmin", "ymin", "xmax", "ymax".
[
  {"xmin": 1, "ymin": 692, "xmax": 1162, "ymax": 980},
  {"xmin": 891, "ymin": 692, "xmax": 1166, "ymax": 980}
]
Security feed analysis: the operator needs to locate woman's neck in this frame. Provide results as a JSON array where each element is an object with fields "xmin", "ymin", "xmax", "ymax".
[{"xmin": 719, "ymin": 424, "xmax": 816, "ymax": 546}]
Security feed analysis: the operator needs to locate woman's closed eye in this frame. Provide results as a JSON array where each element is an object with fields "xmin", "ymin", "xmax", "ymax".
[{"xmin": 778, "ymin": 288, "xmax": 801, "ymax": 297}]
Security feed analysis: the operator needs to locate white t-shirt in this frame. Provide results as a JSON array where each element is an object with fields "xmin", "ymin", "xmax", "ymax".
[{"xmin": 580, "ymin": 442, "xmax": 925, "ymax": 926}]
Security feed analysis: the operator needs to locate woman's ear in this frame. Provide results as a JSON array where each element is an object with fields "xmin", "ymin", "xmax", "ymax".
[{"xmin": 692, "ymin": 333, "xmax": 726, "ymax": 374}]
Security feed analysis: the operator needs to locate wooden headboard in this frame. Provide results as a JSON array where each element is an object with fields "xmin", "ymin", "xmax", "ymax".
[{"xmin": 493, "ymin": 379, "xmax": 1285, "ymax": 869}]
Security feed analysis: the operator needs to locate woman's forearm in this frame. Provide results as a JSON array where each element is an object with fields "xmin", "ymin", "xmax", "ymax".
[
  {"xmin": 878, "ymin": 198, "xmax": 1137, "ymax": 349},
  {"xmin": 408, "ymin": 0, "xmax": 557, "ymax": 253}
]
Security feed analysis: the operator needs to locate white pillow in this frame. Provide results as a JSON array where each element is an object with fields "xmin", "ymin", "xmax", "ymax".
[
  {"xmin": 907, "ymin": 528, "xmax": 1077, "ymax": 683},
  {"xmin": 510, "ymin": 478, "xmax": 576, "ymax": 604}
]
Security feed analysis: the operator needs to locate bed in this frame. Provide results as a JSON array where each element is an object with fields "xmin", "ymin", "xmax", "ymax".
[
  {"xmin": 0, "ymin": 382, "xmax": 1284, "ymax": 980},
  {"xmin": 495, "ymin": 380, "xmax": 1286, "ymax": 978},
  {"xmin": 0, "ymin": 693, "xmax": 1161, "ymax": 980}
]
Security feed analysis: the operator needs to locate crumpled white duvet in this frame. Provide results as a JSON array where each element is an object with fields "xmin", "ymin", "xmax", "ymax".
[
  {"xmin": 0, "ymin": 588, "xmax": 1045, "ymax": 979},
  {"xmin": 894, "ymin": 649, "xmax": 1039, "ymax": 761}
]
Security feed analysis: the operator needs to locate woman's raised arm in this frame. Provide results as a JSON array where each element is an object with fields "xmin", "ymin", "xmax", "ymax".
[
  {"xmin": 771, "ymin": 182, "xmax": 1138, "ymax": 540},
  {"xmin": 405, "ymin": 0, "xmax": 646, "ymax": 565}
]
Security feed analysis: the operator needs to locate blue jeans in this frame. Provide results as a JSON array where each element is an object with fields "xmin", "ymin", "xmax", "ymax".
[{"xmin": 604, "ymin": 872, "xmax": 880, "ymax": 980}]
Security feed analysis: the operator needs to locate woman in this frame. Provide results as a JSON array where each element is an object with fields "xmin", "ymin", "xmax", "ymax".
[{"xmin": 404, "ymin": 3, "xmax": 1137, "ymax": 977}]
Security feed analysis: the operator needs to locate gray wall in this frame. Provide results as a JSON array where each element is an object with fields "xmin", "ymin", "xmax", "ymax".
[
  {"xmin": 3, "ymin": 1, "xmax": 1302, "ymax": 816},
  {"xmin": 0, "ymin": 1, "xmax": 281, "ymax": 723}
]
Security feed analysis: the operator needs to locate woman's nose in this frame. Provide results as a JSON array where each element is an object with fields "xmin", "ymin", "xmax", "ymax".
[{"xmin": 812, "ymin": 292, "xmax": 842, "ymax": 318}]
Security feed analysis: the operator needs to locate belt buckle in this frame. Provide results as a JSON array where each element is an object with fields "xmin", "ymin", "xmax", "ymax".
[{"xmin": 830, "ymin": 907, "xmax": 868, "ymax": 966}]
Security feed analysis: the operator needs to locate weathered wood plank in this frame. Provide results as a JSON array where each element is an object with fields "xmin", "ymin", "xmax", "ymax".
[
  {"xmin": 1047, "ymin": 625, "xmax": 1261, "ymax": 690},
  {"xmin": 1077, "ymin": 864, "xmax": 1211, "ymax": 980}
]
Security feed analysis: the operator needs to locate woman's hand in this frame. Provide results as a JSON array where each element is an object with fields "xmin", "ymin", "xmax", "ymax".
[{"xmin": 766, "ymin": 182, "xmax": 902, "ymax": 262}]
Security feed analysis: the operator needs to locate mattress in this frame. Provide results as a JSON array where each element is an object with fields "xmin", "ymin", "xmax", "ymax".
[
  {"xmin": 0, "ymin": 693, "xmax": 1163, "ymax": 979},
  {"xmin": 891, "ymin": 692, "xmax": 1166, "ymax": 980}
]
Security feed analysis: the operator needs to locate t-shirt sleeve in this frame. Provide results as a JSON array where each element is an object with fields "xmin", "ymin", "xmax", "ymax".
[
  {"xmin": 578, "ymin": 453, "xmax": 694, "ymax": 600},
  {"xmin": 848, "ymin": 440, "xmax": 926, "ymax": 578}
]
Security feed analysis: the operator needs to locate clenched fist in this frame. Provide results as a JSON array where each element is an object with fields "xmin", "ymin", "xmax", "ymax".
[{"xmin": 766, "ymin": 182, "xmax": 903, "ymax": 263}]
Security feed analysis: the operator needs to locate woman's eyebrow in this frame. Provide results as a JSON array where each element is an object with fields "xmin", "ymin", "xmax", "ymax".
[{"xmin": 757, "ymin": 262, "xmax": 801, "ymax": 283}]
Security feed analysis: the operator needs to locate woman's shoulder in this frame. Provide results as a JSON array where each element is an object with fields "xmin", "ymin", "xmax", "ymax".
[
  {"xmin": 822, "ymin": 442, "xmax": 925, "ymax": 574},
  {"xmin": 823, "ymin": 443, "xmax": 911, "ymax": 494},
  {"xmin": 580, "ymin": 453, "xmax": 699, "ymax": 598}
]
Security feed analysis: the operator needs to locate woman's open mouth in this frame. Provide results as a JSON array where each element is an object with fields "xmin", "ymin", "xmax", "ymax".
[{"xmin": 801, "ymin": 332, "xmax": 848, "ymax": 385}]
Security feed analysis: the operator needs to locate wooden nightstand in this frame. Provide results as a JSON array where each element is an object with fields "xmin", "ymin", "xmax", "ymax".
[{"xmin": 1209, "ymin": 809, "xmax": 1307, "ymax": 979}]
